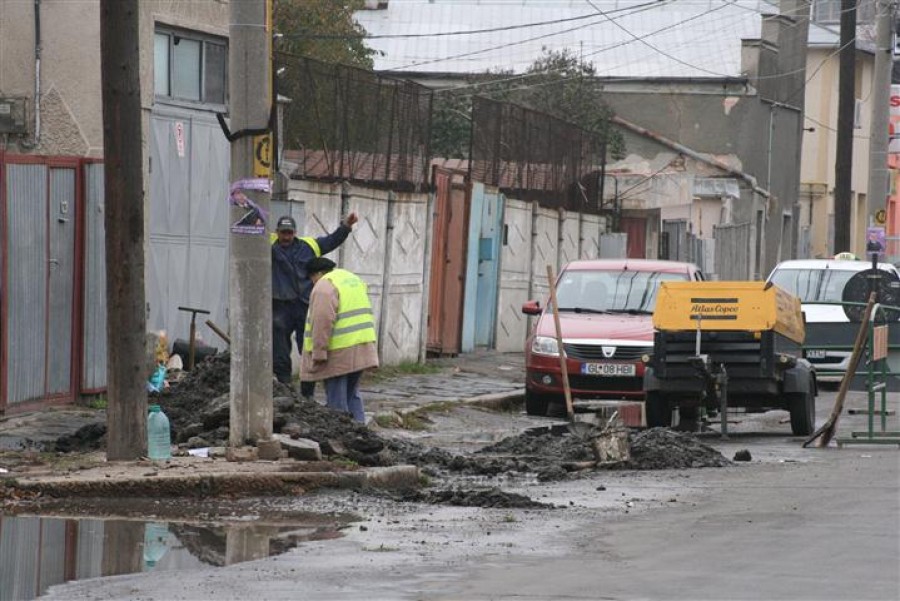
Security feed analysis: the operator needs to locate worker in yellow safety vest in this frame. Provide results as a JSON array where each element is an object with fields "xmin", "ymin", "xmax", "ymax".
[
  {"xmin": 300, "ymin": 257, "xmax": 379, "ymax": 422},
  {"xmin": 271, "ymin": 212, "xmax": 358, "ymax": 395}
]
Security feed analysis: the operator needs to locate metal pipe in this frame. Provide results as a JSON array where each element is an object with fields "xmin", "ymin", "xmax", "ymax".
[
  {"xmin": 611, "ymin": 115, "xmax": 770, "ymax": 199},
  {"xmin": 33, "ymin": 0, "xmax": 41, "ymax": 146}
]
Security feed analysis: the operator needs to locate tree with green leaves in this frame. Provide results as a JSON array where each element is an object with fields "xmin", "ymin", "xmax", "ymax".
[
  {"xmin": 274, "ymin": 0, "xmax": 374, "ymax": 68},
  {"xmin": 431, "ymin": 48, "xmax": 625, "ymax": 160}
]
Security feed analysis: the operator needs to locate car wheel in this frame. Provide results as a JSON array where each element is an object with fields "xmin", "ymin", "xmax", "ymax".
[
  {"xmin": 789, "ymin": 380, "xmax": 816, "ymax": 436},
  {"xmin": 524, "ymin": 389, "xmax": 552, "ymax": 416},
  {"xmin": 645, "ymin": 392, "xmax": 672, "ymax": 428}
]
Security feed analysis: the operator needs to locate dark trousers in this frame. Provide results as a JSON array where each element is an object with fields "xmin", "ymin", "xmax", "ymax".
[{"xmin": 272, "ymin": 299, "xmax": 315, "ymax": 397}]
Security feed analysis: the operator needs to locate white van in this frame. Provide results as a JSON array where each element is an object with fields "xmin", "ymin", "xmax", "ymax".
[{"xmin": 766, "ymin": 259, "xmax": 900, "ymax": 381}]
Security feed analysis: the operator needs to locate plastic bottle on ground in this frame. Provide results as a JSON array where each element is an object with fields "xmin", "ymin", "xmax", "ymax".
[{"xmin": 147, "ymin": 404, "xmax": 172, "ymax": 460}]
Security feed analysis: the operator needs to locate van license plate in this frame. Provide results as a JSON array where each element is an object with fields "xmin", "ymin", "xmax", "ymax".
[
  {"xmin": 581, "ymin": 363, "xmax": 636, "ymax": 376},
  {"xmin": 806, "ymin": 349, "xmax": 827, "ymax": 359}
]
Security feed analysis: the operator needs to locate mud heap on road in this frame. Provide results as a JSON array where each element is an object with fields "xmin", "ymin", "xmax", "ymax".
[
  {"xmin": 52, "ymin": 352, "xmax": 731, "ymax": 497},
  {"xmin": 158, "ymin": 353, "xmax": 730, "ymax": 475}
]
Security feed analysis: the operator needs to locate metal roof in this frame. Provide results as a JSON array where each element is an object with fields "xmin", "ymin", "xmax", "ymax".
[{"xmin": 354, "ymin": 0, "xmax": 841, "ymax": 78}]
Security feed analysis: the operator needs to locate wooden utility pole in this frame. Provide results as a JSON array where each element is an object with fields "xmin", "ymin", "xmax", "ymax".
[
  {"xmin": 228, "ymin": 0, "xmax": 274, "ymax": 447},
  {"xmin": 99, "ymin": 0, "xmax": 147, "ymax": 460},
  {"xmin": 834, "ymin": 0, "xmax": 857, "ymax": 254}
]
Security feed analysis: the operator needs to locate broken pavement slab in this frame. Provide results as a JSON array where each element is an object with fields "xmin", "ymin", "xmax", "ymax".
[{"xmin": 274, "ymin": 434, "xmax": 323, "ymax": 461}]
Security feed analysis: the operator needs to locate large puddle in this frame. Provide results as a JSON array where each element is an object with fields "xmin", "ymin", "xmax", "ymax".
[{"xmin": 0, "ymin": 511, "xmax": 349, "ymax": 600}]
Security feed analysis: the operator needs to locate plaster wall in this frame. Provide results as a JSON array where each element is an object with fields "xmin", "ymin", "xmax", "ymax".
[{"xmin": 0, "ymin": 0, "xmax": 228, "ymax": 158}]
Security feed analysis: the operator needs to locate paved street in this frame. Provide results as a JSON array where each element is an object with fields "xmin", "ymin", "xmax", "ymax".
[{"xmin": 39, "ymin": 383, "xmax": 900, "ymax": 601}]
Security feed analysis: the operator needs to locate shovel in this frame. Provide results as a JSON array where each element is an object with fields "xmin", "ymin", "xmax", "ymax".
[{"xmin": 546, "ymin": 265, "xmax": 595, "ymax": 439}]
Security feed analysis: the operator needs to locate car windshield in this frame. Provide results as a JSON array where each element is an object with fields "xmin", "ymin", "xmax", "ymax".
[
  {"xmin": 554, "ymin": 269, "xmax": 689, "ymax": 313},
  {"xmin": 768, "ymin": 268, "xmax": 858, "ymax": 303}
]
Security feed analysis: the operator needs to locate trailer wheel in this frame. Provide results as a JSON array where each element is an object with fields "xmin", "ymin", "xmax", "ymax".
[
  {"xmin": 524, "ymin": 389, "xmax": 552, "ymax": 416},
  {"xmin": 788, "ymin": 380, "xmax": 816, "ymax": 436},
  {"xmin": 645, "ymin": 393, "xmax": 672, "ymax": 428}
]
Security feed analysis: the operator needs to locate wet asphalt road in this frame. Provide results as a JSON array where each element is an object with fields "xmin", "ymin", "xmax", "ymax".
[{"xmin": 43, "ymin": 389, "xmax": 900, "ymax": 601}]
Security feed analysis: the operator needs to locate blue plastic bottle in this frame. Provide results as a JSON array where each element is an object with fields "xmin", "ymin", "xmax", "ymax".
[{"xmin": 147, "ymin": 404, "xmax": 172, "ymax": 460}]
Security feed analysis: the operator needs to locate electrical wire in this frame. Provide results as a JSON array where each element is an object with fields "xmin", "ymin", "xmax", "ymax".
[
  {"xmin": 281, "ymin": 2, "xmax": 662, "ymax": 40},
  {"xmin": 384, "ymin": 0, "xmax": 674, "ymax": 72},
  {"xmin": 583, "ymin": 0, "xmax": 742, "ymax": 78}
]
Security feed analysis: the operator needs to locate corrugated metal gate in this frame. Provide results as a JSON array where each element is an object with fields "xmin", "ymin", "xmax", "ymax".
[
  {"xmin": 426, "ymin": 169, "xmax": 468, "ymax": 355},
  {"xmin": 661, "ymin": 219, "xmax": 689, "ymax": 261},
  {"xmin": 462, "ymin": 183, "xmax": 503, "ymax": 350},
  {"xmin": 495, "ymin": 198, "xmax": 533, "ymax": 352},
  {"xmin": 82, "ymin": 164, "xmax": 107, "ymax": 392},
  {"xmin": 2, "ymin": 159, "xmax": 79, "ymax": 410},
  {"xmin": 714, "ymin": 222, "xmax": 752, "ymax": 280},
  {"xmin": 148, "ymin": 110, "xmax": 230, "ymax": 351}
]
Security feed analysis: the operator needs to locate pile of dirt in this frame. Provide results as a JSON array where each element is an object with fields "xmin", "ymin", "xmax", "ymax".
[
  {"xmin": 624, "ymin": 428, "xmax": 731, "ymax": 469},
  {"xmin": 158, "ymin": 353, "xmax": 389, "ymax": 465},
  {"xmin": 396, "ymin": 487, "xmax": 554, "ymax": 509}
]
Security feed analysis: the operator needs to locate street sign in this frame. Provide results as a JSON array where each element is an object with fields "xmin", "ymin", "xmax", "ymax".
[
  {"xmin": 875, "ymin": 209, "xmax": 887, "ymax": 225},
  {"xmin": 253, "ymin": 134, "xmax": 272, "ymax": 178}
]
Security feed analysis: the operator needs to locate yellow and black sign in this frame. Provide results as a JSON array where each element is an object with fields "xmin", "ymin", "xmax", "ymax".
[
  {"xmin": 875, "ymin": 209, "xmax": 887, "ymax": 226},
  {"xmin": 253, "ymin": 134, "xmax": 272, "ymax": 178}
]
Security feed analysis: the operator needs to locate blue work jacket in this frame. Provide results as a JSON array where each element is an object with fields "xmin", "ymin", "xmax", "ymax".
[{"xmin": 271, "ymin": 224, "xmax": 352, "ymax": 304}]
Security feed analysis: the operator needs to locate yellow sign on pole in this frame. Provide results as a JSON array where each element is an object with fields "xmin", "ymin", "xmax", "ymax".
[
  {"xmin": 253, "ymin": 134, "xmax": 272, "ymax": 178},
  {"xmin": 875, "ymin": 209, "xmax": 887, "ymax": 225}
]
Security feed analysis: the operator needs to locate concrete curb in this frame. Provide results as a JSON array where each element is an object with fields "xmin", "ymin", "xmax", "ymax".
[
  {"xmin": 7, "ymin": 465, "xmax": 421, "ymax": 499},
  {"xmin": 463, "ymin": 389, "xmax": 525, "ymax": 411}
]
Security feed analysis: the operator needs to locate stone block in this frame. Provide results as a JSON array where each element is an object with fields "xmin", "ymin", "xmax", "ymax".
[
  {"xmin": 257, "ymin": 438, "xmax": 283, "ymax": 461},
  {"xmin": 274, "ymin": 434, "xmax": 322, "ymax": 461},
  {"xmin": 225, "ymin": 446, "xmax": 258, "ymax": 462}
]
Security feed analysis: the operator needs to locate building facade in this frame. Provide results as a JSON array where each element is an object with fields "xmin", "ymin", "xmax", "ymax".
[{"xmin": 0, "ymin": 0, "xmax": 230, "ymax": 413}]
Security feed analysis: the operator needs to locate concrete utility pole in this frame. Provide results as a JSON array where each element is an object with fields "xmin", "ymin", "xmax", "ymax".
[
  {"xmin": 99, "ymin": 0, "xmax": 147, "ymax": 460},
  {"xmin": 867, "ymin": 0, "xmax": 896, "ymax": 227},
  {"xmin": 228, "ymin": 0, "xmax": 274, "ymax": 447},
  {"xmin": 834, "ymin": 0, "xmax": 858, "ymax": 254}
]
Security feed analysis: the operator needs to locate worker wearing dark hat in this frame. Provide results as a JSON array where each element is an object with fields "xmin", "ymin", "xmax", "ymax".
[
  {"xmin": 301, "ymin": 257, "xmax": 378, "ymax": 422},
  {"xmin": 271, "ymin": 211, "xmax": 359, "ymax": 393}
]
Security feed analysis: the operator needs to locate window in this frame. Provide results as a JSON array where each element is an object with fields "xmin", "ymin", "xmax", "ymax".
[
  {"xmin": 554, "ymin": 270, "xmax": 689, "ymax": 314},
  {"xmin": 154, "ymin": 28, "xmax": 227, "ymax": 105},
  {"xmin": 769, "ymin": 268, "xmax": 858, "ymax": 303}
]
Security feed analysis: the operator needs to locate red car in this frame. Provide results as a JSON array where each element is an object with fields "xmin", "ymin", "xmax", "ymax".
[{"xmin": 521, "ymin": 259, "xmax": 705, "ymax": 416}]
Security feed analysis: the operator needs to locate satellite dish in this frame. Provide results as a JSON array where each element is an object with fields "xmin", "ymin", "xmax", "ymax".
[{"xmin": 841, "ymin": 269, "xmax": 900, "ymax": 321}]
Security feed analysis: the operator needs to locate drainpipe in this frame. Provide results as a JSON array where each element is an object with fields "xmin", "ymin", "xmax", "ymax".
[
  {"xmin": 611, "ymin": 115, "xmax": 770, "ymax": 200},
  {"xmin": 33, "ymin": 0, "xmax": 41, "ymax": 147}
]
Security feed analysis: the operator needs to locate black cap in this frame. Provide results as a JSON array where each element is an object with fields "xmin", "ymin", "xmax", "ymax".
[
  {"xmin": 307, "ymin": 257, "xmax": 337, "ymax": 275},
  {"xmin": 276, "ymin": 215, "xmax": 296, "ymax": 232}
]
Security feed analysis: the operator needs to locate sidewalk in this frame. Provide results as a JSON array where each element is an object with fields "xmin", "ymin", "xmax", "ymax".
[{"xmin": 362, "ymin": 350, "xmax": 525, "ymax": 414}]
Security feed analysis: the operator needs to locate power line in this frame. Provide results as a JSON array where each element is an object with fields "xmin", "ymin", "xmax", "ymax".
[
  {"xmin": 583, "ymin": 0, "xmax": 740, "ymax": 79},
  {"xmin": 281, "ymin": 4, "xmax": 659, "ymax": 41},
  {"xmin": 386, "ymin": 0, "xmax": 672, "ymax": 72}
]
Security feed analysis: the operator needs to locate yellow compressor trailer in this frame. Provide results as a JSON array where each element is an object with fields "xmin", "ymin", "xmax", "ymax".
[{"xmin": 644, "ymin": 281, "xmax": 816, "ymax": 435}]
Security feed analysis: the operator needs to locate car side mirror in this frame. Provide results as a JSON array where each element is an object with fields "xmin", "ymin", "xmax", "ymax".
[{"xmin": 521, "ymin": 300, "xmax": 542, "ymax": 315}]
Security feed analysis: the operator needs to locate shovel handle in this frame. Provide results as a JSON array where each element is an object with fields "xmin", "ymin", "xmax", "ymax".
[{"xmin": 547, "ymin": 265, "xmax": 575, "ymax": 421}]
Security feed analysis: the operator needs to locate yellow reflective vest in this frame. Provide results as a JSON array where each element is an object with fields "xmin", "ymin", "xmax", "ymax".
[{"xmin": 304, "ymin": 269, "xmax": 376, "ymax": 352}]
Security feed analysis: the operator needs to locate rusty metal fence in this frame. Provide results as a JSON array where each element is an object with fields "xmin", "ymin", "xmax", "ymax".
[
  {"xmin": 278, "ymin": 55, "xmax": 433, "ymax": 192},
  {"xmin": 470, "ymin": 96, "xmax": 606, "ymax": 212}
]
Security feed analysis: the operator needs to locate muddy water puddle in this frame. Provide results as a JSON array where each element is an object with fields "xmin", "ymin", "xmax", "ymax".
[{"xmin": 0, "ymin": 506, "xmax": 354, "ymax": 600}]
